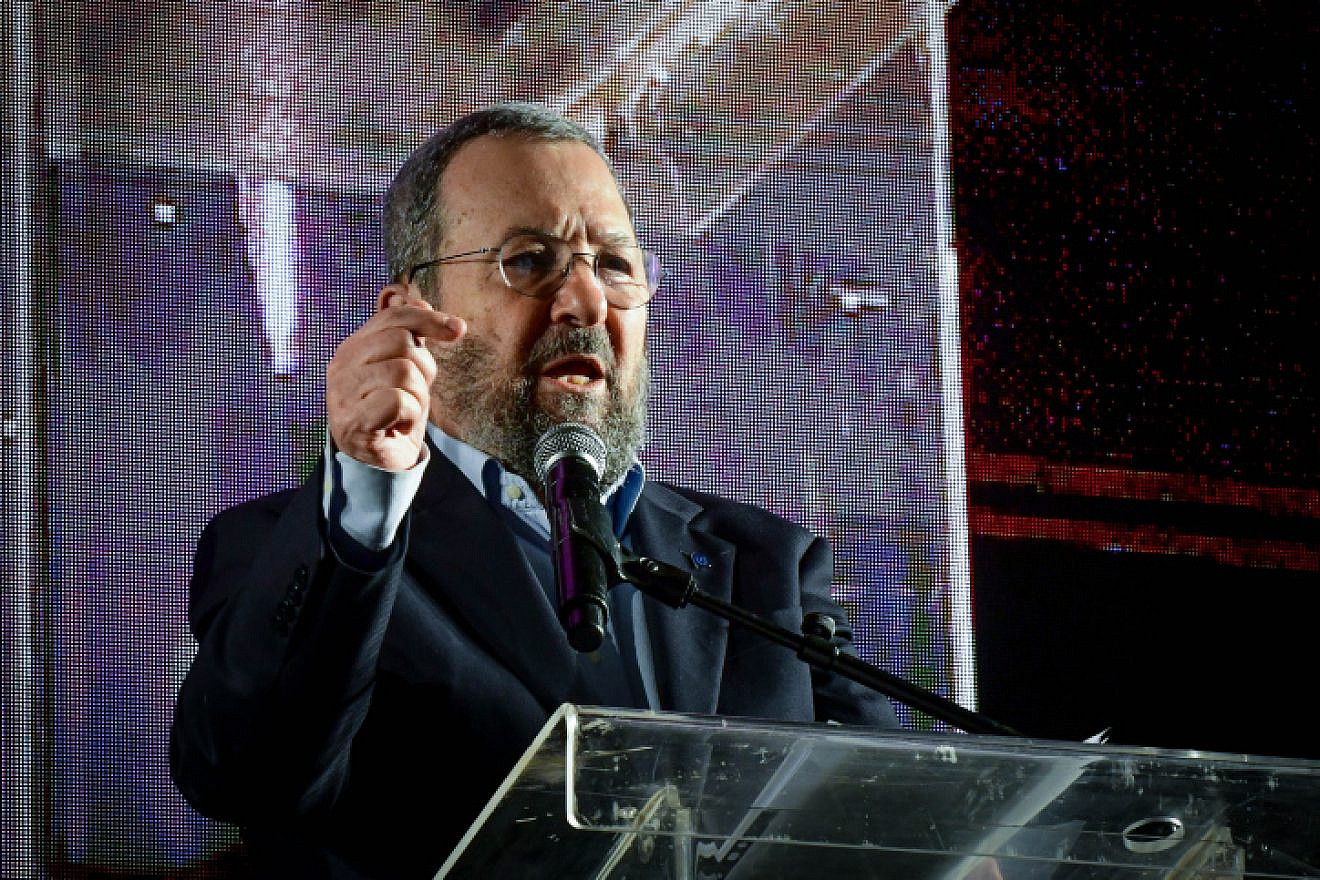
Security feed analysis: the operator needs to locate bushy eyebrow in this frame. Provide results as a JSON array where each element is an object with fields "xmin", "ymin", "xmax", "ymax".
[
  {"xmin": 504, "ymin": 225, "xmax": 641, "ymax": 249},
  {"xmin": 596, "ymin": 231, "xmax": 641, "ymax": 248}
]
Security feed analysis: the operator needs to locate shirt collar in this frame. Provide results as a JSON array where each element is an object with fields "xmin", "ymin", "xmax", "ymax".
[{"xmin": 426, "ymin": 422, "xmax": 646, "ymax": 537}]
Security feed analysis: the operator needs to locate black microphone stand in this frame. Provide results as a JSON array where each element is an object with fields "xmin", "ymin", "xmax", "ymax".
[
  {"xmin": 617, "ymin": 553, "xmax": 1020, "ymax": 737},
  {"xmin": 568, "ymin": 513, "xmax": 1021, "ymax": 737}
]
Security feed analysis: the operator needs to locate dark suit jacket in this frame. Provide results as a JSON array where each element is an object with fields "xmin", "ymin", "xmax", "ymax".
[{"xmin": 170, "ymin": 450, "xmax": 897, "ymax": 878}]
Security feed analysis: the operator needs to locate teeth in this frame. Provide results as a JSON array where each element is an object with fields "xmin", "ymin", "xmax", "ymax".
[{"xmin": 564, "ymin": 375, "xmax": 591, "ymax": 386}]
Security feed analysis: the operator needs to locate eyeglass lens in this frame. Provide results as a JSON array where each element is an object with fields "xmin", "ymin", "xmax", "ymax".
[{"xmin": 498, "ymin": 234, "xmax": 657, "ymax": 307}]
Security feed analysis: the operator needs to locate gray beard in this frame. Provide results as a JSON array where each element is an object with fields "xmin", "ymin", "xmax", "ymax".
[{"xmin": 432, "ymin": 325, "xmax": 648, "ymax": 488}]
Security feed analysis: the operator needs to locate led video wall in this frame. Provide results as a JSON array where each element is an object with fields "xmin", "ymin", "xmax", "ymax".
[{"xmin": 6, "ymin": 0, "xmax": 971, "ymax": 872}]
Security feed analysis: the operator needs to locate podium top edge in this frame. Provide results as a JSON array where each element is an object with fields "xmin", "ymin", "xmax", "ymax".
[{"xmin": 561, "ymin": 703, "xmax": 1320, "ymax": 770}]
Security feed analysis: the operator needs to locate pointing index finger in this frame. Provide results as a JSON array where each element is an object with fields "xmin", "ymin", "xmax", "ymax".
[{"xmin": 383, "ymin": 301, "xmax": 466, "ymax": 343}]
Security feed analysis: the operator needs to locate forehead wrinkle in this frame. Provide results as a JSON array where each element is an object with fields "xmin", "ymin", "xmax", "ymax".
[{"xmin": 440, "ymin": 137, "xmax": 635, "ymax": 252}]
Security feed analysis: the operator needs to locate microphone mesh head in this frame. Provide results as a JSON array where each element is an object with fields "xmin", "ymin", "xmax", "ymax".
[{"xmin": 533, "ymin": 422, "xmax": 607, "ymax": 483}]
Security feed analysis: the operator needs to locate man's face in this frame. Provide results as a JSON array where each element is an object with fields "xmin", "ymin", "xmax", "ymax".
[{"xmin": 423, "ymin": 134, "xmax": 650, "ymax": 485}]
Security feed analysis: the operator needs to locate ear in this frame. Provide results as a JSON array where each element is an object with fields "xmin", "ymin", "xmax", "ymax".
[{"xmin": 377, "ymin": 283, "xmax": 410, "ymax": 312}]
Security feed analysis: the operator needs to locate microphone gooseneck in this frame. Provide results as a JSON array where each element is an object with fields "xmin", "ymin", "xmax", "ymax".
[{"xmin": 534, "ymin": 423, "xmax": 615, "ymax": 653}]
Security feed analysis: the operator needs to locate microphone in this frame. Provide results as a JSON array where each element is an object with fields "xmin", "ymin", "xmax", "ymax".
[{"xmin": 534, "ymin": 423, "xmax": 616, "ymax": 653}]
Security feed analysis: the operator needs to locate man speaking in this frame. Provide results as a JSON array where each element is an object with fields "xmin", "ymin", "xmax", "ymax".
[{"xmin": 170, "ymin": 103, "xmax": 897, "ymax": 879}]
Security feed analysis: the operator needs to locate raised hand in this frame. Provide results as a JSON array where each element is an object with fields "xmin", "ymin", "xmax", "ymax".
[{"xmin": 326, "ymin": 284, "xmax": 466, "ymax": 471}]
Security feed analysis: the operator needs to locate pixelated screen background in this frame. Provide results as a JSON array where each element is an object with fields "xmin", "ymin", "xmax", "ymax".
[
  {"xmin": 6, "ymin": 0, "xmax": 976, "ymax": 873},
  {"xmin": 2, "ymin": 0, "xmax": 1315, "ymax": 875}
]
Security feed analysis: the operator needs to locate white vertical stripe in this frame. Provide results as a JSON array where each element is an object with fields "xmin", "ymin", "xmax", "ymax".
[
  {"xmin": 2, "ymin": 0, "xmax": 46, "ymax": 873},
  {"xmin": 925, "ymin": 0, "xmax": 979, "ymax": 713},
  {"xmin": 242, "ymin": 177, "xmax": 301, "ymax": 376}
]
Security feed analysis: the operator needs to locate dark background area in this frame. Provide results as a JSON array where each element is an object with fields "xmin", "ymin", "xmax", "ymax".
[{"xmin": 948, "ymin": 0, "xmax": 1317, "ymax": 759}]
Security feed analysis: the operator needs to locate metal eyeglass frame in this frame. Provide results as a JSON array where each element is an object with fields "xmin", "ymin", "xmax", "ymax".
[{"xmin": 403, "ymin": 232, "xmax": 661, "ymax": 310}]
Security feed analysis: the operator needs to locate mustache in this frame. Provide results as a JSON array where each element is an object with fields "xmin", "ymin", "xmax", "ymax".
[{"xmin": 524, "ymin": 326, "xmax": 617, "ymax": 380}]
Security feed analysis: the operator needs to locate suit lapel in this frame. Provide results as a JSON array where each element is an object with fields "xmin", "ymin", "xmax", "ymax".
[
  {"xmin": 404, "ymin": 448, "xmax": 577, "ymax": 709},
  {"xmin": 628, "ymin": 483, "xmax": 735, "ymax": 715}
]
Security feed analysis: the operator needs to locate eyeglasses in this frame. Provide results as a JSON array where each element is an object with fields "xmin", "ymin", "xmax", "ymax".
[{"xmin": 405, "ymin": 231, "xmax": 661, "ymax": 310}]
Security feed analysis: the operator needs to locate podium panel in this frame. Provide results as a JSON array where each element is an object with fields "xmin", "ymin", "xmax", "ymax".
[{"xmin": 438, "ymin": 705, "xmax": 1320, "ymax": 879}]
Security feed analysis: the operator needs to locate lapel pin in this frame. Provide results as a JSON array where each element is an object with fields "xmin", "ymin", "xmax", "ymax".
[{"xmin": 684, "ymin": 551, "xmax": 712, "ymax": 569}]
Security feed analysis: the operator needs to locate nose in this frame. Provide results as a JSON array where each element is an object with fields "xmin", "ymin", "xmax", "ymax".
[{"xmin": 548, "ymin": 254, "xmax": 609, "ymax": 328}]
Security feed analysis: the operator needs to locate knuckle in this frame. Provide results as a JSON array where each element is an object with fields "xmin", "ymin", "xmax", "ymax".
[
  {"xmin": 384, "ymin": 358, "xmax": 416, "ymax": 387},
  {"xmin": 389, "ymin": 325, "xmax": 414, "ymax": 346}
]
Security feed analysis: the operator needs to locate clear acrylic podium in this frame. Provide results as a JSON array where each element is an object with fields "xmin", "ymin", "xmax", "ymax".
[{"xmin": 438, "ymin": 704, "xmax": 1319, "ymax": 879}]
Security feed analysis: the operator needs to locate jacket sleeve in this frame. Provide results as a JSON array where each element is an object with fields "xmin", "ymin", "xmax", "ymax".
[
  {"xmin": 169, "ymin": 469, "xmax": 409, "ymax": 826},
  {"xmin": 795, "ymin": 534, "xmax": 901, "ymax": 729}
]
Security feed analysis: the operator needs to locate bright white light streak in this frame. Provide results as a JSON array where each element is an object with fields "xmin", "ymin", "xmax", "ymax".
[
  {"xmin": 3, "ymin": 0, "xmax": 44, "ymax": 873},
  {"xmin": 243, "ymin": 178, "xmax": 301, "ymax": 377},
  {"xmin": 925, "ymin": 0, "xmax": 979, "ymax": 714}
]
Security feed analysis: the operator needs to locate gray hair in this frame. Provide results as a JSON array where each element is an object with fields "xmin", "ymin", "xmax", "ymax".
[{"xmin": 382, "ymin": 102, "xmax": 619, "ymax": 285}]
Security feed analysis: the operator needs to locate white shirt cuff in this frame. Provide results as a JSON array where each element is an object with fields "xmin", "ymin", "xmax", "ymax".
[{"xmin": 322, "ymin": 437, "xmax": 429, "ymax": 552}]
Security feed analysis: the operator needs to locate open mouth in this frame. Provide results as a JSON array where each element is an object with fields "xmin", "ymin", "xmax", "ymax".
[{"xmin": 539, "ymin": 354, "xmax": 607, "ymax": 390}]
